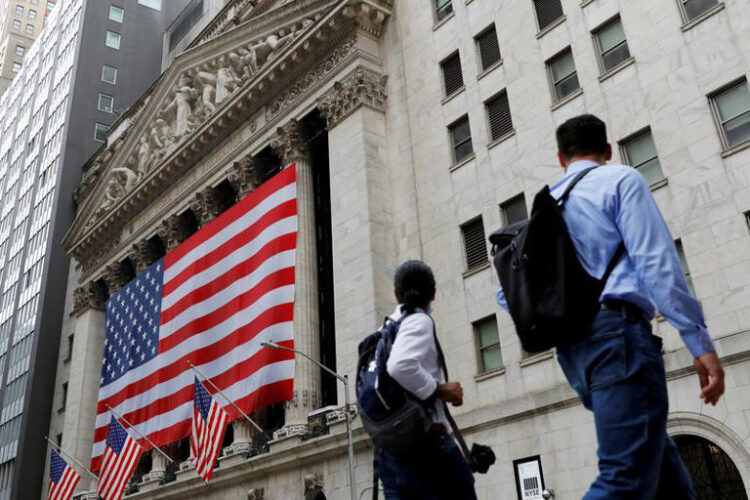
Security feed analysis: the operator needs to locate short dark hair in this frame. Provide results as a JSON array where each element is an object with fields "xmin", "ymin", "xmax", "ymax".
[
  {"xmin": 556, "ymin": 114, "xmax": 608, "ymax": 160},
  {"xmin": 394, "ymin": 260, "xmax": 436, "ymax": 313}
]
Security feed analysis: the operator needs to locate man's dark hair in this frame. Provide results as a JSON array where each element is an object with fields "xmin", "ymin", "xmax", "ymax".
[
  {"xmin": 556, "ymin": 114, "xmax": 608, "ymax": 160},
  {"xmin": 394, "ymin": 260, "xmax": 436, "ymax": 313}
]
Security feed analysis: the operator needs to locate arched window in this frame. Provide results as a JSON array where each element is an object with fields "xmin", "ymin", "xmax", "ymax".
[{"xmin": 675, "ymin": 435, "xmax": 748, "ymax": 500}]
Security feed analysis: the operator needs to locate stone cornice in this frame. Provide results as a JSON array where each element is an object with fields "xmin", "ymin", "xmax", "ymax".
[{"xmin": 318, "ymin": 66, "xmax": 387, "ymax": 128}]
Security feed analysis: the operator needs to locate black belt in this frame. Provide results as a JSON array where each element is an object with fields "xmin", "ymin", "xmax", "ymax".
[{"xmin": 601, "ymin": 300, "xmax": 649, "ymax": 324}]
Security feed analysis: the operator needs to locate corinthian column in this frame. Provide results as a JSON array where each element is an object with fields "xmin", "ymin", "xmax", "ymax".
[{"xmin": 270, "ymin": 119, "xmax": 320, "ymax": 433}]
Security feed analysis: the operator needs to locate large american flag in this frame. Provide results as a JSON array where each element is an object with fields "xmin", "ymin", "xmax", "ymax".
[
  {"xmin": 48, "ymin": 450, "xmax": 81, "ymax": 500},
  {"xmin": 191, "ymin": 378, "xmax": 229, "ymax": 481},
  {"xmin": 91, "ymin": 166, "xmax": 298, "ymax": 470},
  {"xmin": 97, "ymin": 417, "xmax": 144, "ymax": 500}
]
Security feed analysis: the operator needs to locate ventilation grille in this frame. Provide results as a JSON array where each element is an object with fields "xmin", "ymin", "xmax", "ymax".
[
  {"xmin": 441, "ymin": 54, "xmax": 464, "ymax": 97},
  {"xmin": 487, "ymin": 91, "xmax": 513, "ymax": 141},
  {"xmin": 477, "ymin": 26, "xmax": 501, "ymax": 70},
  {"xmin": 462, "ymin": 218, "xmax": 488, "ymax": 270},
  {"xmin": 534, "ymin": 0, "xmax": 564, "ymax": 30}
]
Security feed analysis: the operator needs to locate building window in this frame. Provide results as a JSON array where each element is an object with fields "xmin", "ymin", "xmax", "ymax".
[
  {"xmin": 94, "ymin": 123, "xmax": 109, "ymax": 142},
  {"xmin": 485, "ymin": 90, "xmax": 514, "ymax": 142},
  {"xmin": 47, "ymin": 0, "xmax": 54, "ymax": 9},
  {"xmin": 109, "ymin": 5, "xmax": 124, "ymax": 23},
  {"xmin": 594, "ymin": 16, "xmax": 631, "ymax": 73},
  {"xmin": 12, "ymin": 62, "xmax": 21, "ymax": 73},
  {"xmin": 678, "ymin": 0, "xmax": 719, "ymax": 23},
  {"xmin": 435, "ymin": 0, "xmax": 453, "ymax": 22},
  {"xmin": 620, "ymin": 129, "xmax": 665, "ymax": 186},
  {"xmin": 101, "ymin": 64, "xmax": 117, "ymax": 84},
  {"xmin": 441, "ymin": 52, "xmax": 464, "ymax": 97},
  {"xmin": 31, "ymin": 0, "xmax": 39, "ymax": 5},
  {"xmin": 59, "ymin": 382, "xmax": 68, "ymax": 411},
  {"xmin": 475, "ymin": 25, "xmax": 501, "ymax": 72},
  {"xmin": 461, "ymin": 217, "xmax": 488, "ymax": 271},
  {"xmin": 15, "ymin": 4, "xmax": 23, "ymax": 15},
  {"xmin": 533, "ymin": 0, "xmax": 564, "ymax": 31},
  {"xmin": 12, "ymin": 19, "xmax": 21, "ymax": 30},
  {"xmin": 674, "ymin": 239, "xmax": 696, "ymax": 296},
  {"xmin": 28, "ymin": 9, "xmax": 37, "ymax": 19},
  {"xmin": 745, "ymin": 211, "xmax": 750, "ymax": 234},
  {"xmin": 25, "ymin": 24, "xmax": 33, "ymax": 34},
  {"xmin": 474, "ymin": 316, "xmax": 503, "ymax": 373},
  {"xmin": 64, "ymin": 334, "xmax": 73, "ymax": 363},
  {"xmin": 449, "ymin": 115, "xmax": 473, "ymax": 164},
  {"xmin": 500, "ymin": 193, "xmax": 528, "ymax": 226},
  {"xmin": 105, "ymin": 30, "xmax": 121, "ymax": 50},
  {"xmin": 709, "ymin": 79, "xmax": 750, "ymax": 149},
  {"xmin": 547, "ymin": 48, "xmax": 580, "ymax": 102},
  {"xmin": 15, "ymin": 45, "xmax": 24, "ymax": 57},
  {"xmin": 137, "ymin": 0, "xmax": 161, "ymax": 11},
  {"xmin": 98, "ymin": 93, "xmax": 114, "ymax": 113}
]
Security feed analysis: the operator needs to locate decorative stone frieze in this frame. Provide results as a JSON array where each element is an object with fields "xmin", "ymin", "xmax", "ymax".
[
  {"xmin": 318, "ymin": 67, "xmax": 388, "ymax": 128},
  {"xmin": 228, "ymin": 155, "xmax": 263, "ymax": 200},
  {"xmin": 130, "ymin": 240, "xmax": 158, "ymax": 273},
  {"xmin": 71, "ymin": 281, "xmax": 108, "ymax": 317},
  {"xmin": 270, "ymin": 119, "xmax": 308, "ymax": 166},
  {"xmin": 189, "ymin": 187, "xmax": 224, "ymax": 227},
  {"xmin": 159, "ymin": 214, "xmax": 194, "ymax": 253},
  {"xmin": 102, "ymin": 262, "xmax": 129, "ymax": 296}
]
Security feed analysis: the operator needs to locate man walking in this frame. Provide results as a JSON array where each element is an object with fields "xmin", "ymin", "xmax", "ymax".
[{"xmin": 496, "ymin": 114, "xmax": 725, "ymax": 499}]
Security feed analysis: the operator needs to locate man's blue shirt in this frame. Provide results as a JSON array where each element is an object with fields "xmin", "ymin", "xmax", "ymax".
[{"xmin": 495, "ymin": 160, "xmax": 715, "ymax": 358}]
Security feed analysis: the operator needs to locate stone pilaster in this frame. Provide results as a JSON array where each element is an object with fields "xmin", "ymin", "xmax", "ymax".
[
  {"xmin": 102, "ymin": 262, "xmax": 128, "ymax": 296},
  {"xmin": 130, "ymin": 240, "xmax": 157, "ymax": 274},
  {"xmin": 228, "ymin": 155, "xmax": 263, "ymax": 201},
  {"xmin": 189, "ymin": 187, "xmax": 223, "ymax": 227},
  {"xmin": 159, "ymin": 214, "xmax": 192, "ymax": 252},
  {"xmin": 71, "ymin": 281, "xmax": 107, "ymax": 317},
  {"xmin": 270, "ymin": 120, "xmax": 321, "ymax": 430}
]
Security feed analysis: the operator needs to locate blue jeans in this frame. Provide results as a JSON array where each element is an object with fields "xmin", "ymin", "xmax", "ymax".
[
  {"xmin": 377, "ymin": 430, "xmax": 477, "ymax": 500},
  {"xmin": 557, "ymin": 309, "xmax": 695, "ymax": 500}
]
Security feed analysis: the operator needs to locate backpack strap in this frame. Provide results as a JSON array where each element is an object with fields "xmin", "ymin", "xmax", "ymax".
[
  {"xmin": 603, "ymin": 242, "xmax": 626, "ymax": 284},
  {"xmin": 558, "ymin": 166, "xmax": 599, "ymax": 205}
]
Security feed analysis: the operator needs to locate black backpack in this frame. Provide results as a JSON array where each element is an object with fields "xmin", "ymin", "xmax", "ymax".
[{"xmin": 489, "ymin": 166, "xmax": 625, "ymax": 353}]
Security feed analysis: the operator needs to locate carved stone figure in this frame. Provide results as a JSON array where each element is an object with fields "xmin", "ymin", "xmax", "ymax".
[
  {"xmin": 137, "ymin": 135, "xmax": 151, "ymax": 177},
  {"xmin": 215, "ymin": 55, "xmax": 238, "ymax": 105},
  {"xmin": 165, "ymin": 75, "xmax": 198, "ymax": 138}
]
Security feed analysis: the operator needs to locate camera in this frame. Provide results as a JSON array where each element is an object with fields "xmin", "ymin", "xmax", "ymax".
[{"xmin": 468, "ymin": 443, "xmax": 496, "ymax": 474}]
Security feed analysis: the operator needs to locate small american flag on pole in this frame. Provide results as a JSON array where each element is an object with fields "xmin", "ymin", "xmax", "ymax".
[
  {"xmin": 191, "ymin": 378, "xmax": 229, "ymax": 481},
  {"xmin": 91, "ymin": 166, "xmax": 297, "ymax": 470},
  {"xmin": 48, "ymin": 450, "xmax": 81, "ymax": 500},
  {"xmin": 97, "ymin": 417, "xmax": 144, "ymax": 500}
]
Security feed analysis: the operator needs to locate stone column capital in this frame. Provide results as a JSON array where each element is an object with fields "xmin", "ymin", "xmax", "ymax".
[
  {"xmin": 159, "ymin": 214, "xmax": 192, "ymax": 252},
  {"xmin": 318, "ymin": 67, "xmax": 388, "ymax": 128},
  {"xmin": 130, "ymin": 240, "xmax": 157, "ymax": 274},
  {"xmin": 189, "ymin": 187, "xmax": 223, "ymax": 227},
  {"xmin": 71, "ymin": 281, "xmax": 108, "ymax": 317},
  {"xmin": 102, "ymin": 262, "xmax": 128, "ymax": 296},
  {"xmin": 228, "ymin": 155, "xmax": 263, "ymax": 201},
  {"xmin": 270, "ymin": 119, "xmax": 308, "ymax": 167}
]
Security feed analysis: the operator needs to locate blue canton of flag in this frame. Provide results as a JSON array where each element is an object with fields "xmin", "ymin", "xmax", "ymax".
[
  {"xmin": 101, "ymin": 260, "xmax": 164, "ymax": 385},
  {"xmin": 191, "ymin": 378, "xmax": 229, "ymax": 481},
  {"xmin": 194, "ymin": 379, "xmax": 213, "ymax": 421}
]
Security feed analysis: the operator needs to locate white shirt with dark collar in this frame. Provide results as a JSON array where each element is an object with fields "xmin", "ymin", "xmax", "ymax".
[{"xmin": 385, "ymin": 305, "xmax": 449, "ymax": 428}]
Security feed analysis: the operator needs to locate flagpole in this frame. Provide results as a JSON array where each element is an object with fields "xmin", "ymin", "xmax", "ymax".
[
  {"xmin": 44, "ymin": 436, "xmax": 98, "ymax": 481},
  {"xmin": 105, "ymin": 405, "xmax": 174, "ymax": 464},
  {"xmin": 186, "ymin": 360, "xmax": 271, "ymax": 440}
]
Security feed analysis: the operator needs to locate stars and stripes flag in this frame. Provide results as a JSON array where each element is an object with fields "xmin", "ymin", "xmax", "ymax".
[
  {"xmin": 91, "ymin": 166, "xmax": 298, "ymax": 471},
  {"xmin": 97, "ymin": 417, "xmax": 144, "ymax": 500},
  {"xmin": 191, "ymin": 378, "xmax": 229, "ymax": 481},
  {"xmin": 48, "ymin": 450, "xmax": 81, "ymax": 500}
]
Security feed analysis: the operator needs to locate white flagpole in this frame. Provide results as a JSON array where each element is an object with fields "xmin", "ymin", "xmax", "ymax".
[
  {"xmin": 186, "ymin": 360, "xmax": 271, "ymax": 440},
  {"xmin": 44, "ymin": 436, "xmax": 99, "ymax": 481},
  {"xmin": 105, "ymin": 405, "xmax": 174, "ymax": 463}
]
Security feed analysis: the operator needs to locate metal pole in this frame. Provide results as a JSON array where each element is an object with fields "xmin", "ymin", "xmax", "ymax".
[
  {"xmin": 105, "ymin": 405, "xmax": 174, "ymax": 464},
  {"xmin": 45, "ymin": 436, "xmax": 99, "ymax": 481},
  {"xmin": 344, "ymin": 375, "xmax": 357, "ymax": 500},
  {"xmin": 187, "ymin": 361, "xmax": 271, "ymax": 440}
]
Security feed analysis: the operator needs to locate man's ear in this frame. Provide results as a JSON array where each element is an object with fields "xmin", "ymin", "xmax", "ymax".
[
  {"xmin": 604, "ymin": 143, "xmax": 613, "ymax": 161},
  {"xmin": 557, "ymin": 151, "xmax": 567, "ymax": 169}
]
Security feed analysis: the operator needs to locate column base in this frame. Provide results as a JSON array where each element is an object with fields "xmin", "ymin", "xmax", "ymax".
[
  {"xmin": 268, "ymin": 432, "xmax": 304, "ymax": 453},
  {"xmin": 273, "ymin": 422, "xmax": 308, "ymax": 440},
  {"xmin": 220, "ymin": 442, "xmax": 252, "ymax": 468},
  {"xmin": 73, "ymin": 493, "xmax": 99, "ymax": 500},
  {"xmin": 175, "ymin": 460, "xmax": 195, "ymax": 482},
  {"xmin": 138, "ymin": 471, "xmax": 166, "ymax": 492}
]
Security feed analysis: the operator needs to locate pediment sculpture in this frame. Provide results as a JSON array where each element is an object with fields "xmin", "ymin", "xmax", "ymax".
[{"xmin": 90, "ymin": 17, "xmax": 315, "ymax": 225}]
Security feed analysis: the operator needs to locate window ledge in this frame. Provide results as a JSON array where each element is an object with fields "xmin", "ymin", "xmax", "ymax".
[
  {"xmin": 475, "ymin": 367, "xmax": 506, "ymax": 382},
  {"xmin": 63, "ymin": 356, "xmax": 71, "ymax": 365},
  {"xmin": 520, "ymin": 349, "xmax": 554, "ymax": 367},
  {"xmin": 462, "ymin": 261, "xmax": 490, "ymax": 278},
  {"xmin": 598, "ymin": 57, "xmax": 635, "ymax": 83},
  {"xmin": 649, "ymin": 178, "xmax": 669, "ymax": 191},
  {"xmin": 441, "ymin": 86, "xmax": 466, "ymax": 105},
  {"xmin": 488, "ymin": 129, "xmax": 516, "ymax": 150},
  {"xmin": 57, "ymin": 407, "xmax": 65, "ymax": 414},
  {"xmin": 536, "ymin": 15, "xmax": 566, "ymax": 39},
  {"xmin": 450, "ymin": 152, "xmax": 476, "ymax": 172},
  {"xmin": 433, "ymin": 11, "xmax": 455, "ymax": 31},
  {"xmin": 477, "ymin": 60, "xmax": 503, "ymax": 81},
  {"xmin": 720, "ymin": 139, "xmax": 750, "ymax": 158},
  {"xmin": 580, "ymin": 0, "xmax": 595, "ymax": 7},
  {"xmin": 550, "ymin": 88, "xmax": 583, "ymax": 111},
  {"xmin": 681, "ymin": 3, "xmax": 725, "ymax": 32}
]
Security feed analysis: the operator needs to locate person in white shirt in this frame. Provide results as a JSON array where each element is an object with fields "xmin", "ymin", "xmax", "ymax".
[{"xmin": 377, "ymin": 260, "xmax": 477, "ymax": 500}]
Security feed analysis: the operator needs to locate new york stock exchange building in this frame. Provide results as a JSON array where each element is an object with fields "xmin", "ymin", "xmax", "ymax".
[{"xmin": 47, "ymin": 0, "xmax": 750, "ymax": 498}]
